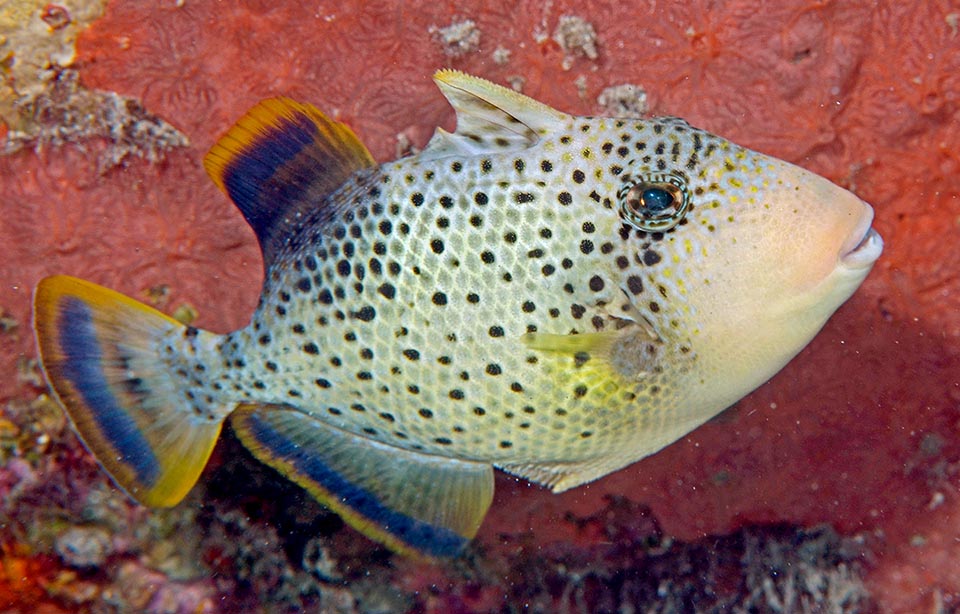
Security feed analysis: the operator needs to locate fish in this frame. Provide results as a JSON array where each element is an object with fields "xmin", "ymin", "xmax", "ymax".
[{"xmin": 32, "ymin": 70, "xmax": 883, "ymax": 558}]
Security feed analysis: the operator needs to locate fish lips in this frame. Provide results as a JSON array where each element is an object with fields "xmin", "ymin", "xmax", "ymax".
[{"xmin": 839, "ymin": 207, "xmax": 884, "ymax": 270}]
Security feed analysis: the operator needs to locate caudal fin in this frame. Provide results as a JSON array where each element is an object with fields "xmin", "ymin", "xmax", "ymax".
[{"xmin": 33, "ymin": 275, "xmax": 227, "ymax": 507}]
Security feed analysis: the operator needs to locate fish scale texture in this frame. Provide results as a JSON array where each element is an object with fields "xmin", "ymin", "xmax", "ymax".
[
  {"xmin": 211, "ymin": 116, "xmax": 711, "ymax": 474},
  {"xmin": 1, "ymin": 1, "xmax": 958, "ymax": 612}
]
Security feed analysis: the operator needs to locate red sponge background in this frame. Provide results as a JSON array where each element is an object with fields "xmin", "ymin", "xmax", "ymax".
[{"xmin": 2, "ymin": 2, "xmax": 958, "ymax": 612}]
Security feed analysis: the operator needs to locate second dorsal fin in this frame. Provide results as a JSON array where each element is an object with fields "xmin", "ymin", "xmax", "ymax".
[{"xmin": 204, "ymin": 97, "xmax": 376, "ymax": 265}]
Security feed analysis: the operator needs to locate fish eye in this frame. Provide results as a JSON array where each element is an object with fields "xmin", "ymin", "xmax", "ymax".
[{"xmin": 617, "ymin": 172, "xmax": 690, "ymax": 232}]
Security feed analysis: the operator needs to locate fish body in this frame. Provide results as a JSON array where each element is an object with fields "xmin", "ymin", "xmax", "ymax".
[{"xmin": 33, "ymin": 71, "xmax": 882, "ymax": 557}]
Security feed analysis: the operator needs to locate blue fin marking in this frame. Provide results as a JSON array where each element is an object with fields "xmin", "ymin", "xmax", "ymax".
[
  {"xmin": 220, "ymin": 113, "xmax": 318, "ymax": 233},
  {"xmin": 58, "ymin": 296, "xmax": 159, "ymax": 485},
  {"xmin": 245, "ymin": 410, "xmax": 468, "ymax": 558}
]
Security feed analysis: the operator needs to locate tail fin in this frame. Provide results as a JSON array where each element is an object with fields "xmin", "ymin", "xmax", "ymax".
[{"xmin": 33, "ymin": 275, "xmax": 227, "ymax": 507}]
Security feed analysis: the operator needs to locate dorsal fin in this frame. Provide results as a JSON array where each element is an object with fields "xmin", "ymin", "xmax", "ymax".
[
  {"xmin": 419, "ymin": 70, "xmax": 568, "ymax": 161},
  {"xmin": 204, "ymin": 97, "xmax": 376, "ymax": 265}
]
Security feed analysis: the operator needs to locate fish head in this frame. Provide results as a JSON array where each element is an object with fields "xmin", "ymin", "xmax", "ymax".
[{"xmin": 606, "ymin": 118, "xmax": 883, "ymax": 407}]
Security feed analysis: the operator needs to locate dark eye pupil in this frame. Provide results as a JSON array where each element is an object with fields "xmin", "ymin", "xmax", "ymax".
[{"xmin": 641, "ymin": 187, "xmax": 674, "ymax": 212}]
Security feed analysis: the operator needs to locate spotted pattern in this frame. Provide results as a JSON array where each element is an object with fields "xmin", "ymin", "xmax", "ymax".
[{"xmin": 188, "ymin": 109, "xmax": 775, "ymax": 481}]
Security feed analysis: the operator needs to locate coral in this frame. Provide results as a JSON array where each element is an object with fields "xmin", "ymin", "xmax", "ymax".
[
  {"xmin": 53, "ymin": 526, "xmax": 112, "ymax": 569},
  {"xmin": 596, "ymin": 83, "xmax": 648, "ymax": 117},
  {"xmin": 4, "ymin": 68, "xmax": 189, "ymax": 170},
  {"xmin": 429, "ymin": 19, "xmax": 482, "ymax": 59},
  {"xmin": 552, "ymin": 15, "xmax": 599, "ymax": 69},
  {"xmin": 406, "ymin": 496, "xmax": 876, "ymax": 613},
  {"xmin": 0, "ymin": 0, "xmax": 107, "ymax": 133}
]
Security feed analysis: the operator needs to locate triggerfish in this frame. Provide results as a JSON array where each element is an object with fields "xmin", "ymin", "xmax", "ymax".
[{"xmin": 33, "ymin": 70, "xmax": 882, "ymax": 557}]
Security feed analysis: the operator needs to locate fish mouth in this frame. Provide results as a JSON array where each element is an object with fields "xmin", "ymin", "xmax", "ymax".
[{"xmin": 839, "ymin": 208, "xmax": 883, "ymax": 269}]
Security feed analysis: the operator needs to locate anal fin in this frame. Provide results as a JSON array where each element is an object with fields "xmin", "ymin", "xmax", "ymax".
[{"xmin": 230, "ymin": 405, "xmax": 494, "ymax": 558}]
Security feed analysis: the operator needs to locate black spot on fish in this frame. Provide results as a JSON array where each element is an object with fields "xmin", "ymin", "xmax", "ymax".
[
  {"xmin": 354, "ymin": 306, "xmax": 376, "ymax": 322},
  {"xmin": 378, "ymin": 283, "xmax": 396, "ymax": 299},
  {"xmin": 515, "ymin": 192, "xmax": 535, "ymax": 204}
]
